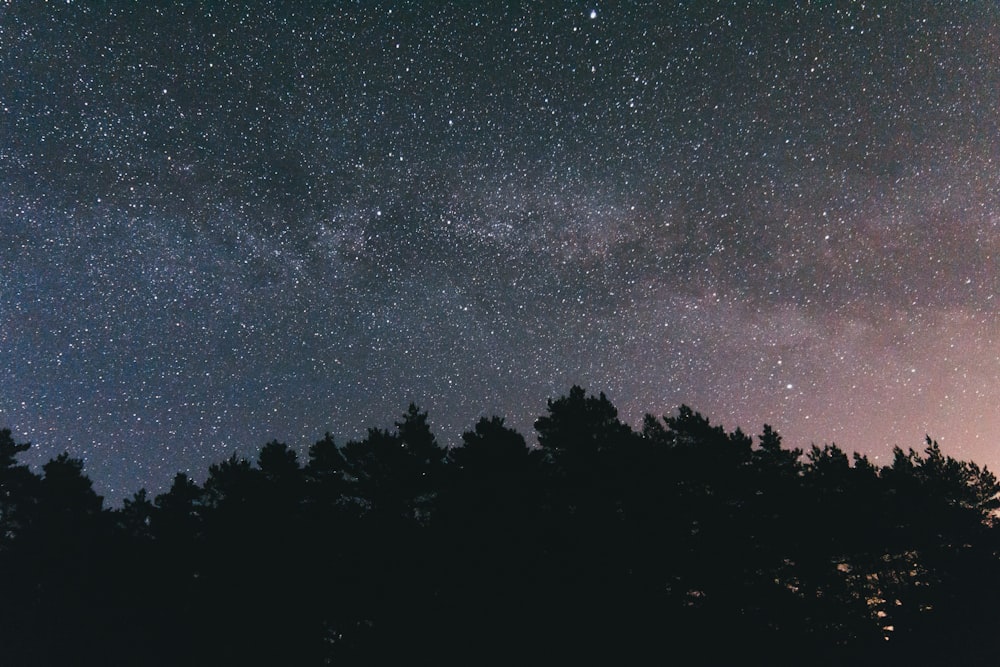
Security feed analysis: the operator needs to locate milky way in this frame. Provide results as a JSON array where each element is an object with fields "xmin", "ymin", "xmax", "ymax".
[{"xmin": 2, "ymin": 1, "xmax": 998, "ymax": 499}]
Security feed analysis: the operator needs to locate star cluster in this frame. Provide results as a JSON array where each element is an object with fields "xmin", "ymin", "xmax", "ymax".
[{"xmin": 2, "ymin": 1, "xmax": 998, "ymax": 498}]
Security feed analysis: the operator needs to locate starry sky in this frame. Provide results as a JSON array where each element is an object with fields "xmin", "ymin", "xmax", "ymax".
[{"xmin": 2, "ymin": 1, "xmax": 998, "ymax": 500}]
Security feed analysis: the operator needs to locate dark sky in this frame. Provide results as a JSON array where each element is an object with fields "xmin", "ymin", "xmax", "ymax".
[{"xmin": 2, "ymin": 1, "xmax": 998, "ymax": 500}]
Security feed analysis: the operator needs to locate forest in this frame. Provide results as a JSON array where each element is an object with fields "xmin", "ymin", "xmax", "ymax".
[{"xmin": 1, "ymin": 386, "xmax": 999, "ymax": 666}]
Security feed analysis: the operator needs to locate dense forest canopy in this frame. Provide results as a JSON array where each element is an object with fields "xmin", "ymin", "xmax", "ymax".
[{"xmin": 1, "ymin": 387, "xmax": 999, "ymax": 666}]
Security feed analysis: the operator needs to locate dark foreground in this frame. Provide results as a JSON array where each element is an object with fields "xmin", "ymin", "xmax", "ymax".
[{"xmin": 2, "ymin": 387, "xmax": 998, "ymax": 665}]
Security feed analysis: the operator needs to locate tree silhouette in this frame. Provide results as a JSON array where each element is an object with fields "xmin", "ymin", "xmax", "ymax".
[
  {"xmin": 38, "ymin": 452, "xmax": 104, "ymax": 518},
  {"xmin": 118, "ymin": 488, "xmax": 154, "ymax": 539},
  {"xmin": 0, "ymin": 388, "xmax": 997, "ymax": 665},
  {"xmin": 306, "ymin": 432, "xmax": 346, "ymax": 480},
  {"xmin": 340, "ymin": 404, "xmax": 446, "ymax": 521},
  {"xmin": 0, "ymin": 429, "xmax": 38, "ymax": 548},
  {"xmin": 535, "ymin": 385, "xmax": 634, "ymax": 464},
  {"xmin": 257, "ymin": 439, "xmax": 300, "ymax": 480}
]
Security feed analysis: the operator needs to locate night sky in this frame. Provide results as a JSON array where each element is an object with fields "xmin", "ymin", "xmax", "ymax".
[{"xmin": 2, "ymin": 1, "xmax": 998, "ymax": 500}]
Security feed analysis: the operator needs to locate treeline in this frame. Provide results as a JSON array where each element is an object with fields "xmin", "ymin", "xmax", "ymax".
[{"xmin": 1, "ymin": 386, "xmax": 1000, "ymax": 665}]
